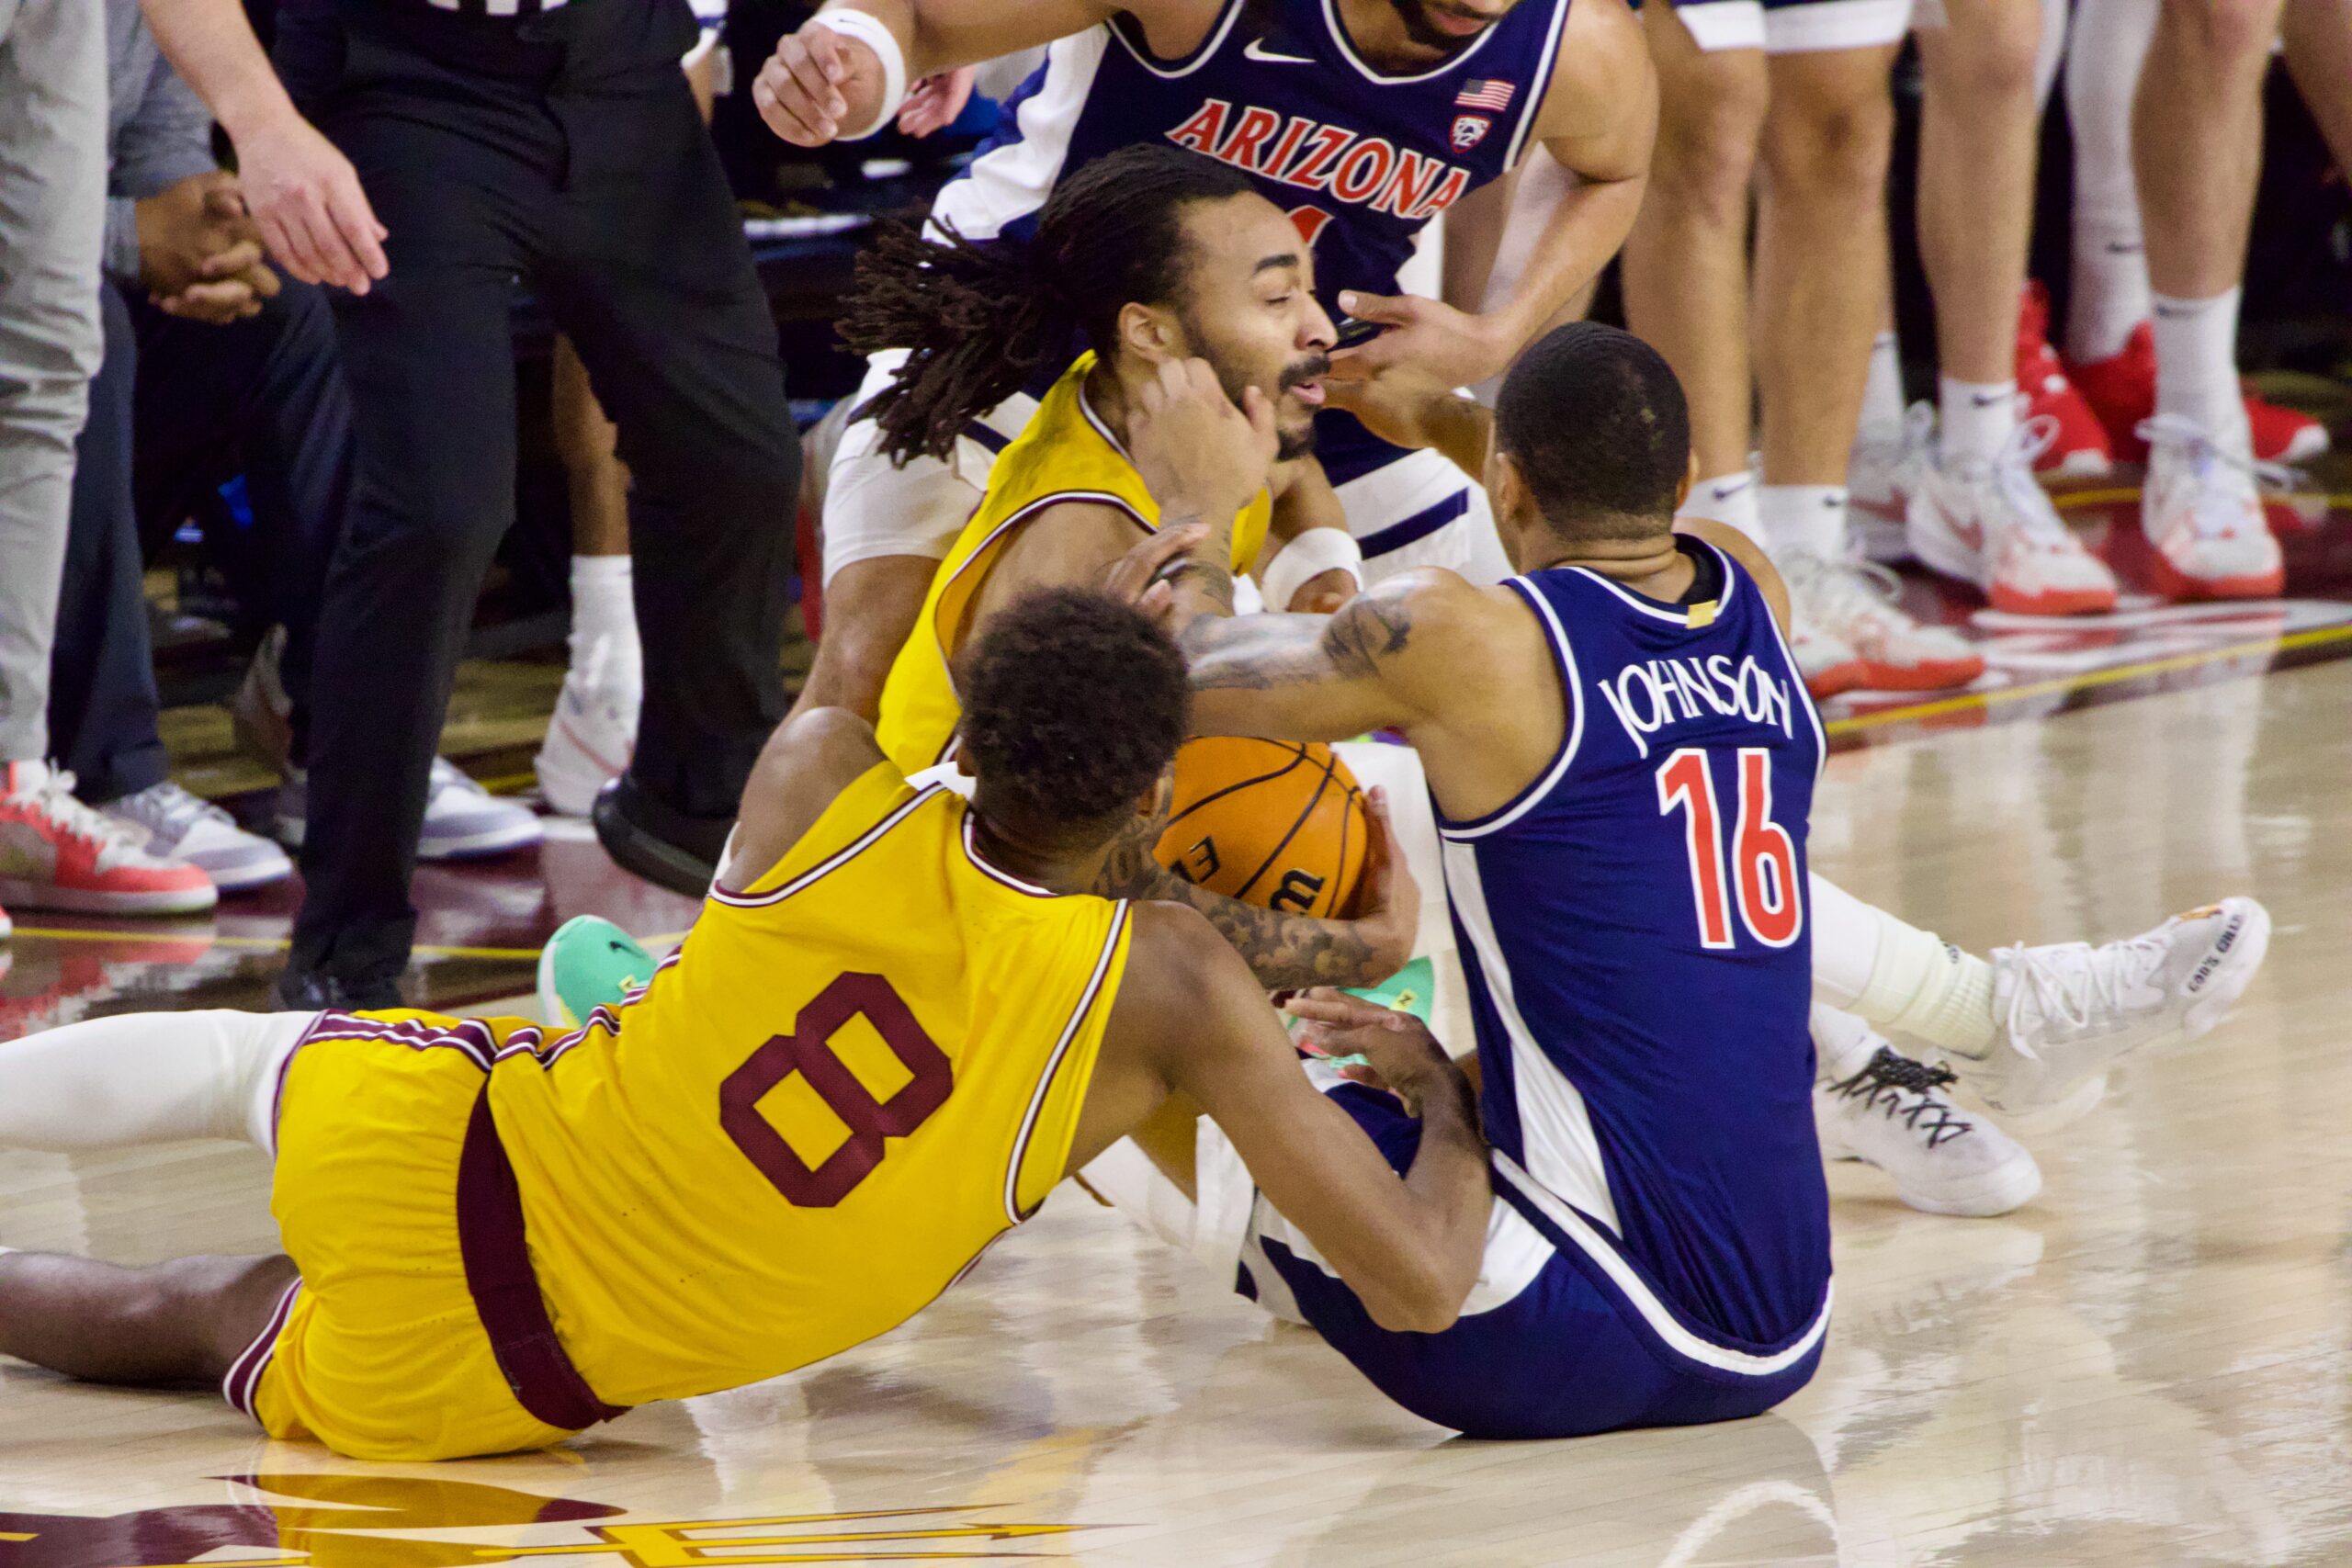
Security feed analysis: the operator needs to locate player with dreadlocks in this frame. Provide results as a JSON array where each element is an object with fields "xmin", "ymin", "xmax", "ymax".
[{"xmin": 844, "ymin": 141, "xmax": 1418, "ymax": 997}]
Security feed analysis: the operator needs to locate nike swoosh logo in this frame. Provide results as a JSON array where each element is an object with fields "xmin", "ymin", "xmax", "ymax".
[
  {"xmin": 1971, "ymin": 391, "xmax": 2011, "ymax": 408},
  {"xmin": 1243, "ymin": 38, "xmax": 1315, "ymax": 63},
  {"xmin": 1712, "ymin": 477, "xmax": 1752, "ymax": 501},
  {"xmin": 2104, "ymin": 241, "xmax": 2143, "ymax": 254}
]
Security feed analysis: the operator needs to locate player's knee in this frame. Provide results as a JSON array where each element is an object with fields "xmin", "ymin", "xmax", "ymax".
[
  {"xmin": 1653, "ymin": 75, "xmax": 1768, "ymax": 218},
  {"xmin": 1761, "ymin": 90, "xmax": 1895, "ymax": 196},
  {"xmin": 2164, "ymin": 0, "xmax": 2278, "ymax": 62},
  {"xmin": 1927, "ymin": 11, "xmax": 2042, "ymax": 101}
]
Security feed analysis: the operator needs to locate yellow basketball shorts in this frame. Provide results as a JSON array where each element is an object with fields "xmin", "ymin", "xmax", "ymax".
[{"xmin": 231, "ymin": 1015, "xmax": 574, "ymax": 1461}]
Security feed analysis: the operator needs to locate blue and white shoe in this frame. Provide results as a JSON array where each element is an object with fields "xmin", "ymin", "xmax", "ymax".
[
  {"xmin": 101, "ymin": 781, "xmax": 291, "ymax": 894},
  {"xmin": 277, "ymin": 757, "xmax": 543, "ymax": 861}
]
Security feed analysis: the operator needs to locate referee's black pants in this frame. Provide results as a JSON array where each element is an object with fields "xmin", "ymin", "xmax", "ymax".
[{"xmin": 276, "ymin": 0, "xmax": 797, "ymax": 991}]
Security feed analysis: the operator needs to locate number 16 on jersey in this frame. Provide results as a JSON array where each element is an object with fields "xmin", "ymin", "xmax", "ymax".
[{"xmin": 1656, "ymin": 747, "xmax": 1804, "ymax": 950}]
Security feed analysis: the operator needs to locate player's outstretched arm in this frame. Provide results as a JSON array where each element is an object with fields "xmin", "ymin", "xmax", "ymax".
[
  {"xmin": 719, "ymin": 707, "xmax": 896, "ymax": 893},
  {"xmin": 755, "ymin": 0, "xmax": 1202, "ymax": 145},
  {"xmin": 1093, "ymin": 786, "xmax": 1419, "ymax": 991},
  {"xmin": 1098, "ymin": 903, "xmax": 1489, "ymax": 1334}
]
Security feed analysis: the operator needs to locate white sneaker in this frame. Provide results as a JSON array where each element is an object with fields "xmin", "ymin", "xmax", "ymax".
[
  {"xmin": 1969, "ymin": 897, "xmax": 2272, "ymax": 1115},
  {"xmin": 1846, "ymin": 419, "xmax": 1918, "ymax": 564},
  {"xmin": 277, "ymin": 758, "xmax": 544, "ymax": 861},
  {"xmin": 535, "ymin": 636, "xmax": 640, "ymax": 818},
  {"xmin": 1906, "ymin": 411, "xmax": 2119, "ymax": 616},
  {"xmin": 102, "ymin": 781, "xmax": 292, "ymax": 894},
  {"xmin": 2135, "ymin": 415, "xmax": 2287, "ymax": 601},
  {"xmin": 1815, "ymin": 1010, "xmax": 2041, "ymax": 1217},
  {"xmin": 1779, "ymin": 549, "xmax": 1986, "ymax": 694}
]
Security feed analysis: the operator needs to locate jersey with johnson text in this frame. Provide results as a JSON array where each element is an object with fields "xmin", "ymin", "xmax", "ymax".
[
  {"xmin": 1439, "ymin": 538, "xmax": 1833, "ymax": 1355},
  {"xmin": 929, "ymin": 0, "xmax": 1573, "ymax": 484}
]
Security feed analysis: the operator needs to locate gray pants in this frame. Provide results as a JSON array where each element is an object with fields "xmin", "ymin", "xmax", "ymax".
[{"xmin": 0, "ymin": 0, "xmax": 107, "ymax": 762}]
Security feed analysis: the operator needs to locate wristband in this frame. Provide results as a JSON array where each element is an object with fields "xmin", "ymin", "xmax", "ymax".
[
  {"xmin": 1261, "ymin": 527, "xmax": 1366, "ymax": 613},
  {"xmin": 807, "ymin": 8, "xmax": 909, "ymax": 141}
]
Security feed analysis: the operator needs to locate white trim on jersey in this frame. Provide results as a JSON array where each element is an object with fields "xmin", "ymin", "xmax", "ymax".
[
  {"xmin": 1107, "ymin": 0, "xmax": 1250, "ymax": 80},
  {"xmin": 1319, "ymin": 0, "xmax": 1510, "ymax": 84},
  {"xmin": 1002, "ymin": 901, "xmax": 1131, "ymax": 1224},
  {"xmin": 1440, "ymin": 841, "xmax": 1621, "ymax": 1232},
  {"xmin": 1437, "ymin": 577, "xmax": 1583, "ymax": 840},
  {"xmin": 1492, "ymin": 1151, "xmax": 1835, "ymax": 1377},
  {"xmin": 1500, "ymin": 0, "xmax": 1573, "ymax": 170},
  {"xmin": 1566, "ymin": 557, "xmax": 1741, "ymax": 626},
  {"xmin": 931, "ymin": 29, "xmax": 1110, "ymax": 243}
]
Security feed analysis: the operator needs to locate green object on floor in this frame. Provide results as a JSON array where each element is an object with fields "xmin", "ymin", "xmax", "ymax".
[
  {"xmin": 1344, "ymin": 954, "xmax": 1436, "ymax": 1025},
  {"xmin": 537, "ymin": 915, "xmax": 655, "ymax": 1029}
]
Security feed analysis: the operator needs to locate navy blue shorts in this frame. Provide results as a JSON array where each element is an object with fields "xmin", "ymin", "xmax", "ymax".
[{"xmin": 1239, "ymin": 1082, "xmax": 1828, "ymax": 1440}]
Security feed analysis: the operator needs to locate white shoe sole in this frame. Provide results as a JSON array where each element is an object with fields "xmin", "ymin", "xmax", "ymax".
[
  {"xmin": 1890, "ymin": 1145, "xmax": 2043, "ymax": 1218},
  {"xmin": 417, "ymin": 819, "xmax": 546, "ymax": 862},
  {"xmin": 194, "ymin": 851, "xmax": 295, "ymax": 894},
  {"xmin": 0, "ymin": 876, "xmax": 218, "ymax": 916}
]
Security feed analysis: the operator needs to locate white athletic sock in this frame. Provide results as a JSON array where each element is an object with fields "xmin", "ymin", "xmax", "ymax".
[
  {"xmin": 1677, "ymin": 471, "xmax": 1766, "ymax": 549},
  {"xmin": 1758, "ymin": 484, "xmax": 1849, "ymax": 560},
  {"xmin": 2064, "ymin": 0, "xmax": 2159, "ymax": 363},
  {"xmin": 568, "ymin": 554, "xmax": 642, "ymax": 689},
  {"xmin": 1939, "ymin": 378, "xmax": 2019, "ymax": 465},
  {"xmin": 1812, "ymin": 1005, "xmax": 1885, "ymax": 1084},
  {"xmin": 1807, "ymin": 874, "xmax": 1998, "ymax": 1059},
  {"xmin": 0, "ymin": 1010, "xmax": 312, "ymax": 1155},
  {"xmin": 2152, "ymin": 289, "xmax": 2253, "ymax": 455},
  {"xmin": 1860, "ymin": 333, "xmax": 1906, "ymax": 434}
]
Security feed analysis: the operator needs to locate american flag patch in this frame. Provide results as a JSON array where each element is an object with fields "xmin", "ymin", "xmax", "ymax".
[{"xmin": 1455, "ymin": 79, "xmax": 1514, "ymax": 111}]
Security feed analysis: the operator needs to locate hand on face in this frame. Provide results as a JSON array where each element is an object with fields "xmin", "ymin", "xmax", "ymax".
[
  {"xmin": 1128, "ymin": 357, "xmax": 1280, "ymax": 525},
  {"xmin": 1327, "ymin": 289, "xmax": 1511, "ymax": 392}
]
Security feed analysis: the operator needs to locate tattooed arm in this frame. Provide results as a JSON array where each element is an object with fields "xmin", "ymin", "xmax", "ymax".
[
  {"xmin": 1179, "ymin": 570, "xmax": 1481, "ymax": 742},
  {"xmin": 1096, "ymin": 779, "xmax": 1420, "ymax": 990}
]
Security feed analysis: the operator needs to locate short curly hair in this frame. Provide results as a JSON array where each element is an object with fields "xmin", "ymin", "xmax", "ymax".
[
  {"xmin": 1495, "ymin": 321, "xmax": 1690, "ymax": 541},
  {"xmin": 958, "ymin": 589, "xmax": 1190, "ymax": 844}
]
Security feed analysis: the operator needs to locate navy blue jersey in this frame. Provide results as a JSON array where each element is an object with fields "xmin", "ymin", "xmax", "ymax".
[
  {"xmin": 1438, "ymin": 538, "xmax": 1832, "ymax": 1350},
  {"xmin": 929, "ymin": 0, "xmax": 1572, "ymax": 482}
]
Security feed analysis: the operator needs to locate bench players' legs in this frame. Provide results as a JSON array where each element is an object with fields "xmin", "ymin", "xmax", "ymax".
[
  {"xmin": 1620, "ymin": 5, "xmax": 1769, "ymax": 544},
  {"xmin": 0, "ymin": 1009, "xmax": 310, "ymax": 1389}
]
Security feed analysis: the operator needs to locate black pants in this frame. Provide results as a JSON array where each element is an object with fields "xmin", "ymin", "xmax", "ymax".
[
  {"xmin": 276, "ymin": 0, "xmax": 798, "ymax": 987},
  {"xmin": 49, "ymin": 278, "xmax": 348, "ymax": 804}
]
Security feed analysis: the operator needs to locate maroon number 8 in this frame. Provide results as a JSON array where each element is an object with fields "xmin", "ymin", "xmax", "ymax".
[{"xmin": 718, "ymin": 973, "xmax": 954, "ymax": 1207}]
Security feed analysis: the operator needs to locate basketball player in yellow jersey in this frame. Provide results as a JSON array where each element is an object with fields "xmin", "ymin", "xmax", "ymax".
[
  {"xmin": 0, "ymin": 591, "xmax": 1488, "ymax": 1462},
  {"xmin": 842, "ymin": 142, "xmax": 1408, "ymax": 993}
]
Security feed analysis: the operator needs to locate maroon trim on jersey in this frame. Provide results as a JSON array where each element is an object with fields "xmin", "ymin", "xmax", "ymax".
[{"xmin": 455, "ymin": 1091, "xmax": 630, "ymax": 1433}]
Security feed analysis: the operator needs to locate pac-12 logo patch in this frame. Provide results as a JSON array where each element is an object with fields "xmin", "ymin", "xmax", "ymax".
[{"xmin": 1452, "ymin": 115, "xmax": 1490, "ymax": 150}]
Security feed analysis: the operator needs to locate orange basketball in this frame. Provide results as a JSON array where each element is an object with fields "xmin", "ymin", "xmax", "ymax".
[{"xmin": 1152, "ymin": 739, "xmax": 1367, "ymax": 918}]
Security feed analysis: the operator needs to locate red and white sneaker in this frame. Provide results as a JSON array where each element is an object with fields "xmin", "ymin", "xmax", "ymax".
[
  {"xmin": 2068, "ymin": 322, "xmax": 2330, "ymax": 465},
  {"xmin": 0, "ymin": 761, "xmax": 217, "ymax": 916},
  {"xmin": 1906, "ymin": 415, "xmax": 2119, "ymax": 615},
  {"xmin": 2016, "ymin": 283, "xmax": 2113, "ymax": 477},
  {"xmin": 2134, "ymin": 416, "xmax": 2286, "ymax": 601},
  {"xmin": 1780, "ymin": 549, "xmax": 1986, "ymax": 692},
  {"xmin": 1786, "ymin": 605, "xmax": 1870, "ymax": 700},
  {"xmin": 0, "ymin": 897, "xmax": 11, "ymax": 942}
]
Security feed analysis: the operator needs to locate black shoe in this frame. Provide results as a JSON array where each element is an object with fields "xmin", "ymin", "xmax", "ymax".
[
  {"xmin": 593, "ymin": 773, "xmax": 730, "ymax": 897},
  {"xmin": 271, "ymin": 967, "xmax": 403, "ymax": 1013}
]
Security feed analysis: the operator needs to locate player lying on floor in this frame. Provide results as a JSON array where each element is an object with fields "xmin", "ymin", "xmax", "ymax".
[
  {"xmin": 836, "ymin": 137, "xmax": 2268, "ymax": 1218},
  {"xmin": 1071, "ymin": 321, "xmax": 2270, "ymax": 1438},
  {"xmin": 0, "ymin": 592, "xmax": 1492, "ymax": 1462}
]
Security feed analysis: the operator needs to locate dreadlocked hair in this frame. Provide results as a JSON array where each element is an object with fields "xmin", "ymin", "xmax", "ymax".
[{"xmin": 840, "ymin": 144, "xmax": 1261, "ymax": 466}]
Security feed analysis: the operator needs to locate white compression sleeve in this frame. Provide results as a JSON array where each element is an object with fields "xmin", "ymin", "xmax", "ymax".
[
  {"xmin": 1809, "ymin": 874, "xmax": 1999, "ymax": 1059},
  {"xmin": 0, "ymin": 1010, "xmax": 314, "ymax": 1155}
]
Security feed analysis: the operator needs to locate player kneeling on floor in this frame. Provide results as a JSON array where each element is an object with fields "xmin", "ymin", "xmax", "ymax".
[{"xmin": 0, "ymin": 592, "xmax": 1488, "ymax": 1461}]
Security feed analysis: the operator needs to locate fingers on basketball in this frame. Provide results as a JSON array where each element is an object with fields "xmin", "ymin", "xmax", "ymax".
[{"xmin": 1150, "ymin": 739, "xmax": 1368, "ymax": 919}]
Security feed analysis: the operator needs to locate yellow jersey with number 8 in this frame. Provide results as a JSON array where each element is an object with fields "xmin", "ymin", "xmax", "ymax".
[
  {"xmin": 876, "ymin": 352, "xmax": 1272, "ymax": 775},
  {"xmin": 488, "ymin": 762, "xmax": 1133, "ymax": 1407}
]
